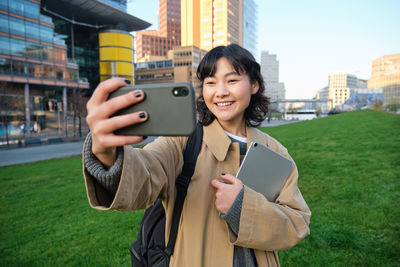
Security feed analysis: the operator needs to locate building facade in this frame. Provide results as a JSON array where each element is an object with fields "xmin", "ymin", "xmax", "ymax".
[
  {"xmin": 0, "ymin": 0, "xmax": 149, "ymax": 138},
  {"xmin": 181, "ymin": 0, "xmax": 258, "ymax": 58},
  {"xmin": 328, "ymin": 72, "xmax": 358, "ymax": 108},
  {"xmin": 241, "ymin": 0, "xmax": 257, "ymax": 57},
  {"xmin": 368, "ymin": 54, "xmax": 400, "ymax": 108},
  {"xmin": 135, "ymin": 0, "xmax": 181, "ymax": 62},
  {"xmin": 135, "ymin": 45, "xmax": 207, "ymax": 95},
  {"xmin": 260, "ymin": 51, "xmax": 285, "ymax": 102}
]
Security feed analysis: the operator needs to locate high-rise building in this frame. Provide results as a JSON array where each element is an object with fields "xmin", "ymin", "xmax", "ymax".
[
  {"xmin": 368, "ymin": 54, "xmax": 400, "ymax": 108},
  {"xmin": 328, "ymin": 73, "xmax": 358, "ymax": 108},
  {"xmin": 181, "ymin": 0, "xmax": 258, "ymax": 57},
  {"xmin": 241, "ymin": 0, "xmax": 257, "ymax": 57},
  {"xmin": 135, "ymin": 0, "xmax": 181, "ymax": 62},
  {"xmin": 260, "ymin": 51, "xmax": 285, "ymax": 102},
  {"xmin": 0, "ymin": 0, "xmax": 149, "ymax": 137}
]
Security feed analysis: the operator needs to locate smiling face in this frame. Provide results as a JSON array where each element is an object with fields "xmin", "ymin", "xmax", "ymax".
[{"xmin": 202, "ymin": 57, "xmax": 259, "ymax": 135}]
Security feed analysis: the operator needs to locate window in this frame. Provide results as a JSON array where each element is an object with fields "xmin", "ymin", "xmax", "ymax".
[
  {"xmin": 28, "ymin": 62, "xmax": 41, "ymax": 78},
  {"xmin": 9, "ymin": 17, "xmax": 25, "ymax": 36},
  {"xmin": 25, "ymin": 41, "xmax": 42, "ymax": 60},
  {"xmin": 0, "ymin": 36, "xmax": 10, "ymax": 55},
  {"xmin": 67, "ymin": 68, "xmax": 78, "ymax": 81},
  {"xmin": 12, "ymin": 60, "xmax": 27, "ymax": 76},
  {"xmin": 10, "ymin": 38, "xmax": 26, "ymax": 57},
  {"xmin": 9, "ymin": 0, "xmax": 24, "ymax": 15},
  {"xmin": 0, "ymin": 14, "xmax": 9, "ymax": 34},
  {"xmin": 0, "ymin": 57, "xmax": 12, "ymax": 75},
  {"xmin": 25, "ymin": 21, "xmax": 39, "ymax": 40},
  {"xmin": 24, "ymin": 0, "xmax": 39, "ymax": 19},
  {"xmin": 42, "ymin": 64, "xmax": 55, "ymax": 79},
  {"xmin": 40, "ymin": 25, "xmax": 53, "ymax": 43}
]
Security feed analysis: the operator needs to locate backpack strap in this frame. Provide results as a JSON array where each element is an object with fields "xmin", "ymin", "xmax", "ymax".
[{"xmin": 164, "ymin": 122, "xmax": 203, "ymax": 256}]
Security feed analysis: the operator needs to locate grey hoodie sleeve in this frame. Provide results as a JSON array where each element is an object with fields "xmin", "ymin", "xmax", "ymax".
[
  {"xmin": 220, "ymin": 187, "xmax": 244, "ymax": 236},
  {"xmin": 83, "ymin": 133, "xmax": 123, "ymax": 194}
]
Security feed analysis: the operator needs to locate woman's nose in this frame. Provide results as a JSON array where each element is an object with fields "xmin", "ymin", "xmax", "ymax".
[{"xmin": 215, "ymin": 82, "xmax": 229, "ymax": 97}]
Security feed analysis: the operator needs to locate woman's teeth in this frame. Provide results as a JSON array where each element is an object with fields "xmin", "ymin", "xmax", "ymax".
[{"xmin": 216, "ymin": 102, "xmax": 232, "ymax": 107}]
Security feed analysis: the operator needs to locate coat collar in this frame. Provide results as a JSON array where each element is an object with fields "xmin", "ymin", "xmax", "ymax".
[{"xmin": 203, "ymin": 119, "xmax": 267, "ymax": 162}]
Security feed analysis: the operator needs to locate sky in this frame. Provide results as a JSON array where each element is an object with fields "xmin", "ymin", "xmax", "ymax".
[{"xmin": 127, "ymin": 0, "xmax": 400, "ymax": 99}]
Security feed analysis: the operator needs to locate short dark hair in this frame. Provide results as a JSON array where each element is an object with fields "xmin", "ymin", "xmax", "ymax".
[{"xmin": 196, "ymin": 44, "xmax": 270, "ymax": 127}]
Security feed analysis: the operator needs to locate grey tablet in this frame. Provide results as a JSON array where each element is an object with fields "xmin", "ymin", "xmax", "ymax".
[{"xmin": 236, "ymin": 141, "xmax": 293, "ymax": 202}]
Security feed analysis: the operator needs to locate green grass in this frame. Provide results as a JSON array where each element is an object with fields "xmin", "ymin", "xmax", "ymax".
[
  {"xmin": 0, "ymin": 157, "xmax": 144, "ymax": 266},
  {"xmin": 263, "ymin": 110, "xmax": 400, "ymax": 266},
  {"xmin": 0, "ymin": 110, "xmax": 399, "ymax": 266}
]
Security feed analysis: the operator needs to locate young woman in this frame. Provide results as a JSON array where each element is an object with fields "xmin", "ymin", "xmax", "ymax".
[{"xmin": 83, "ymin": 44, "xmax": 311, "ymax": 267}]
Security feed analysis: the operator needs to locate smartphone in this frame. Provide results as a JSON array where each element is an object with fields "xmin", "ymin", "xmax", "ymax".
[{"xmin": 108, "ymin": 82, "xmax": 196, "ymax": 136}]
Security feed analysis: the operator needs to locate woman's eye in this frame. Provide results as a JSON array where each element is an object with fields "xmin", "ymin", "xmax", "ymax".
[
  {"xmin": 205, "ymin": 81, "xmax": 215, "ymax": 85},
  {"xmin": 228, "ymin": 79, "xmax": 238, "ymax": 83}
]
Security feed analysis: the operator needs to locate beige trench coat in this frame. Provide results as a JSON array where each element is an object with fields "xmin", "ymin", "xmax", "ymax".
[{"xmin": 83, "ymin": 120, "xmax": 311, "ymax": 267}]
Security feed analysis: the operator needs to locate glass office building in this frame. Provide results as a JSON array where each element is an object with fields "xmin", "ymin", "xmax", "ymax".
[
  {"xmin": 0, "ymin": 0, "xmax": 149, "ymax": 138},
  {"xmin": 242, "ymin": 0, "xmax": 258, "ymax": 58}
]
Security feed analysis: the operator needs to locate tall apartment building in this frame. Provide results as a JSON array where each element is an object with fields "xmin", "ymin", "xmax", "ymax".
[
  {"xmin": 260, "ymin": 51, "xmax": 285, "ymax": 102},
  {"xmin": 181, "ymin": 0, "xmax": 258, "ymax": 58},
  {"xmin": 328, "ymin": 73, "xmax": 358, "ymax": 108},
  {"xmin": 368, "ymin": 54, "xmax": 400, "ymax": 108},
  {"xmin": 135, "ymin": 0, "xmax": 181, "ymax": 62},
  {"xmin": 0, "ymin": 0, "xmax": 149, "ymax": 136}
]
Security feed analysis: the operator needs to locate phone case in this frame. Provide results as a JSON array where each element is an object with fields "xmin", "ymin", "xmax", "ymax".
[{"xmin": 108, "ymin": 82, "xmax": 196, "ymax": 136}]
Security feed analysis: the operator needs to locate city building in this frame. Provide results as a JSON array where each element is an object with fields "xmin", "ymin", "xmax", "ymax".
[
  {"xmin": 181, "ymin": 0, "xmax": 258, "ymax": 58},
  {"xmin": 328, "ymin": 72, "xmax": 358, "ymax": 108},
  {"xmin": 135, "ymin": 45, "xmax": 207, "ymax": 95},
  {"xmin": 368, "ymin": 54, "xmax": 400, "ymax": 109},
  {"xmin": 134, "ymin": 58, "xmax": 174, "ymax": 84},
  {"xmin": 0, "ymin": 0, "xmax": 149, "ymax": 137},
  {"xmin": 135, "ymin": 0, "xmax": 181, "ymax": 62},
  {"xmin": 260, "ymin": 51, "xmax": 285, "ymax": 102},
  {"xmin": 344, "ymin": 88, "xmax": 383, "ymax": 110}
]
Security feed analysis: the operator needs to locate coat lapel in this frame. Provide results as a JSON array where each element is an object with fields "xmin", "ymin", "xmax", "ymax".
[
  {"xmin": 203, "ymin": 120, "xmax": 232, "ymax": 162},
  {"xmin": 203, "ymin": 119, "xmax": 269, "ymax": 161}
]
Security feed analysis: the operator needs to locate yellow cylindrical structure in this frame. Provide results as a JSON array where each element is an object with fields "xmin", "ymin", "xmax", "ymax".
[{"xmin": 99, "ymin": 30, "xmax": 134, "ymax": 83}]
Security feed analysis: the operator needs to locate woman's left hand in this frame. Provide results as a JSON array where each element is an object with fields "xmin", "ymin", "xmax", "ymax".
[{"xmin": 211, "ymin": 173, "xmax": 244, "ymax": 214}]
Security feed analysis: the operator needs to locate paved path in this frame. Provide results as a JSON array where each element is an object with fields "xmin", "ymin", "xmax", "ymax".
[
  {"xmin": 0, "ymin": 136, "xmax": 157, "ymax": 167},
  {"xmin": 260, "ymin": 119, "xmax": 301, "ymax": 127},
  {"xmin": 0, "ymin": 141, "xmax": 85, "ymax": 167},
  {"xmin": 0, "ymin": 120, "xmax": 298, "ymax": 167}
]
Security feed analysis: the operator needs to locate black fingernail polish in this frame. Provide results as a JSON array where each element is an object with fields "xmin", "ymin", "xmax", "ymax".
[
  {"xmin": 221, "ymin": 173, "xmax": 225, "ymax": 176},
  {"xmin": 134, "ymin": 91, "xmax": 141, "ymax": 98},
  {"xmin": 139, "ymin": 112, "xmax": 146, "ymax": 118},
  {"xmin": 125, "ymin": 79, "xmax": 131, "ymax": 84},
  {"xmin": 143, "ymin": 136, "xmax": 148, "ymax": 140}
]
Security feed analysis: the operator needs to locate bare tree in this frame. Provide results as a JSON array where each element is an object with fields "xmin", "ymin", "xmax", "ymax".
[{"xmin": 71, "ymin": 87, "xmax": 89, "ymax": 138}]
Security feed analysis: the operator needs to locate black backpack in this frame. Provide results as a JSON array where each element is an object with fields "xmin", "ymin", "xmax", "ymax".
[{"xmin": 130, "ymin": 123, "xmax": 203, "ymax": 267}]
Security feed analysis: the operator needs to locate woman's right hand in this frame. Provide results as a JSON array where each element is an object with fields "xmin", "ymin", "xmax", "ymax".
[{"xmin": 86, "ymin": 78, "xmax": 148, "ymax": 167}]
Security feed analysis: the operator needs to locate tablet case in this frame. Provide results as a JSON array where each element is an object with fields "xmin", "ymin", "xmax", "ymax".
[{"xmin": 236, "ymin": 141, "xmax": 293, "ymax": 202}]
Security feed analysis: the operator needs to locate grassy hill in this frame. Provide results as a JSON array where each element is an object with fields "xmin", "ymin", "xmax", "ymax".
[
  {"xmin": 0, "ymin": 110, "xmax": 399, "ymax": 266},
  {"xmin": 263, "ymin": 110, "xmax": 399, "ymax": 266}
]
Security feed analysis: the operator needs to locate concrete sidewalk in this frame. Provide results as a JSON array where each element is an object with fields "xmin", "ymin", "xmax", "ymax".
[
  {"xmin": 0, "ymin": 136, "xmax": 157, "ymax": 167},
  {"xmin": 0, "ymin": 141, "xmax": 85, "ymax": 167},
  {"xmin": 0, "ymin": 120, "xmax": 298, "ymax": 167}
]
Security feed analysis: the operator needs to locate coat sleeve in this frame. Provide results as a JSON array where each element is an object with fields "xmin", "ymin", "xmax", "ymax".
[
  {"xmin": 229, "ymin": 141, "xmax": 311, "ymax": 251},
  {"xmin": 83, "ymin": 136, "xmax": 186, "ymax": 211}
]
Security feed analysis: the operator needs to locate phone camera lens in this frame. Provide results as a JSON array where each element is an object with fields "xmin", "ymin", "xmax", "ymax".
[
  {"xmin": 181, "ymin": 88, "xmax": 189, "ymax": 96},
  {"xmin": 254, "ymin": 143, "xmax": 258, "ymax": 147},
  {"xmin": 172, "ymin": 87, "xmax": 189, "ymax": 97}
]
